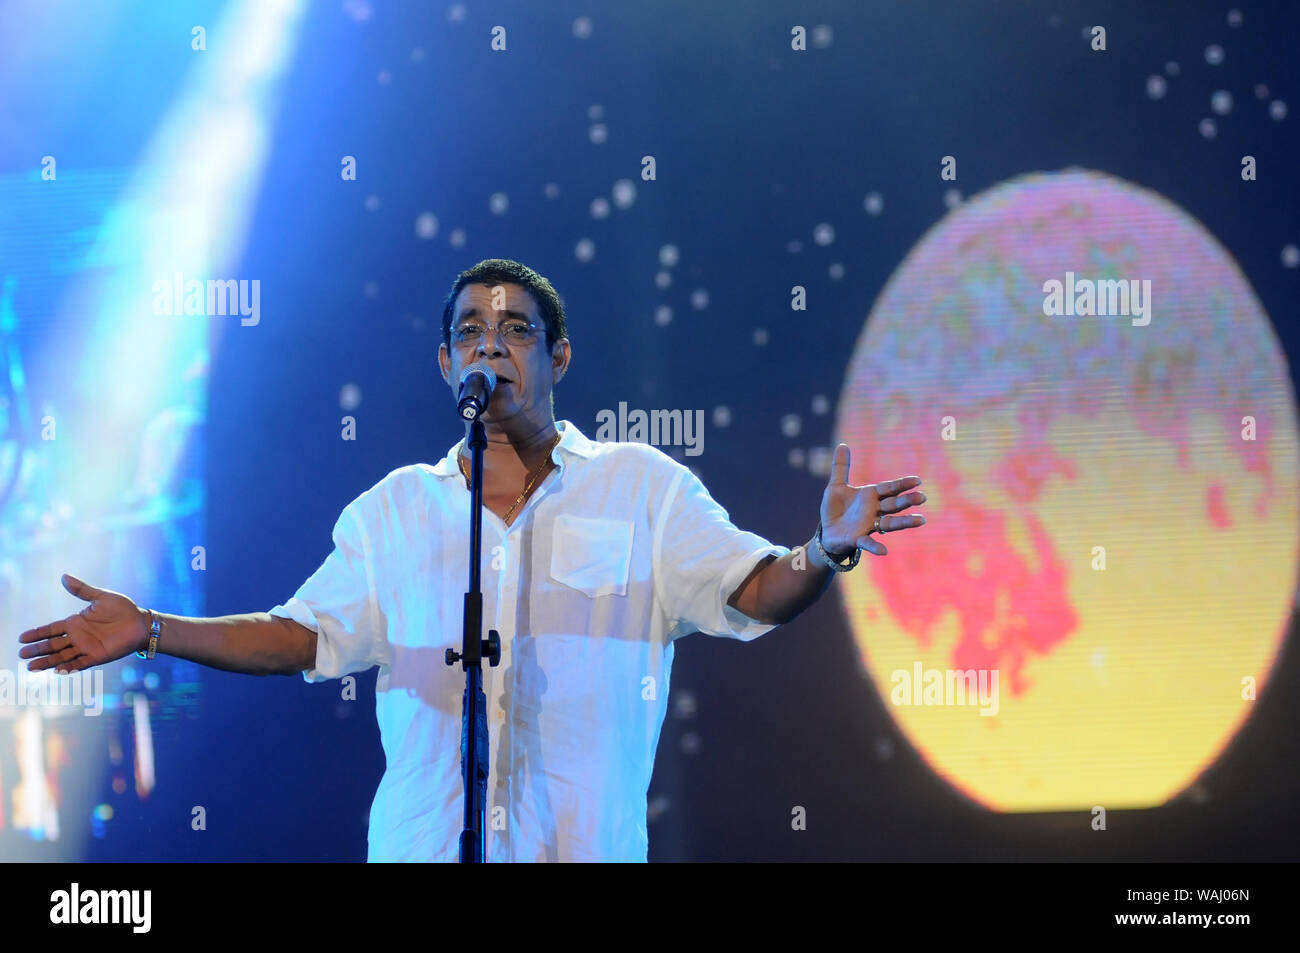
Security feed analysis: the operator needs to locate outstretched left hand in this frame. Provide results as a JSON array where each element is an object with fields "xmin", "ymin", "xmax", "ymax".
[{"xmin": 820, "ymin": 443, "xmax": 926, "ymax": 557}]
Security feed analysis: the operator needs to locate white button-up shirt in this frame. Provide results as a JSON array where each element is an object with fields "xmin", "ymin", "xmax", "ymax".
[{"xmin": 268, "ymin": 420, "xmax": 789, "ymax": 862}]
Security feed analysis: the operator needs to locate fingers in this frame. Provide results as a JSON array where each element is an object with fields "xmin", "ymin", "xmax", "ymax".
[
  {"xmin": 828, "ymin": 443, "xmax": 851, "ymax": 486},
  {"xmin": 20, "ymin": 631, "xmax": 83, "ymax": 670},
  {"xmin": 19, "ymin": 630, "xmax": 73, "ymax": 659},
  {"xmin": 18, "ymin": 615, "xmax": 76, "ymax": 646},
  {"xmin": 874, "ymin": 476, "xmax": 922, "ymax": 498},
  {"xmin": 878, "ymin": 514, "xmax": 926, "ymax": 533},
  {"xmin": 27, "ymin": 643, "xmax": 85, "ymax": 673},
  {"xmin": 857, "ymin": 535, "xmax": 887, "ymax": 556},
  {"xmin": 61, "ymin": 573, "xmax": 105, "ymax": 602},
  {"xmin": 880, "ymin": 490, "xmax": 927, "ymax": 514}
]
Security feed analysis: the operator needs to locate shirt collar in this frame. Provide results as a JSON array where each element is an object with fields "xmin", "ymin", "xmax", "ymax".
[{"xmin": 430, "ymin": 419, "xmax": 595, "ymax": 479}]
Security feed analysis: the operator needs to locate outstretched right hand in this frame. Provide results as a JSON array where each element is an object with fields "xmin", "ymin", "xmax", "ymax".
[{"xmin": 18, "ymin": 574, "xmax": 150, "ymax": 673}]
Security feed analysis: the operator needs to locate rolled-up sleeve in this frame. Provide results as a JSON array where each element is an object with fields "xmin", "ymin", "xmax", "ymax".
[
  {"xmin": 653, "ymin": 464, "xmax": 790, "ymax": 641},
  {"xmin": 268, "ymin": 499, "xmax": 388, "ymax": 683}
]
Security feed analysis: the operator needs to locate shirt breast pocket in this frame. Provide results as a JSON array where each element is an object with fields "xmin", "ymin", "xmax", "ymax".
[{"xmin": 549, "ymin": 514, "xmax": 634, "ymax": 599}]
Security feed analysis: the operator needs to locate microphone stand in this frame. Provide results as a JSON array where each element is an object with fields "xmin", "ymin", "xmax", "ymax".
[{"xmin": 444, "ymin": 414, "xmax": 501, "ymax": 862}]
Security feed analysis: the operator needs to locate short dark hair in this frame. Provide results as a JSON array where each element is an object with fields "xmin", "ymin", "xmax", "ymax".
[{"xmin": 441, "ymin": 259, "xmax": 567, "ymax": 350}]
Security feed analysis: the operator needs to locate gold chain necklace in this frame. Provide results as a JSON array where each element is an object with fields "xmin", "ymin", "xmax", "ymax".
[{"xmin": 458, "ymin": 432, "xmax": 562, "ymax": 524}]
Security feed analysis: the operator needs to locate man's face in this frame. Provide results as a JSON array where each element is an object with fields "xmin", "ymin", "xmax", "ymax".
[{"xmin": 438, "ymin": 282, "xmax": 569, "ymax": 425}]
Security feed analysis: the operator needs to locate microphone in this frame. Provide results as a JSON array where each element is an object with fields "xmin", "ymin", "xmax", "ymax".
[{"xmin": 457, "ymin": 363, "xmax": 497, "ymax": 420}]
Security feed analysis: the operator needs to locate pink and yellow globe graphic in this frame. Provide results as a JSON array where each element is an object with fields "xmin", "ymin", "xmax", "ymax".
[{"xmin": 837, "ymin": 169, "xmax": 1299, "ymax": 811}]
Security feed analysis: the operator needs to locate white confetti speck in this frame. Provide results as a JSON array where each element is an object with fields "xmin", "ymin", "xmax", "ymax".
[
  {"xmin": 1282, "ymin": 244, "xmax": 1300, "ymax": 268},
  {"xmin": 1204, "ymin": 44, "xmax": 1224, "ymax": 66},
  {"xmin": 811, "ymin": 24, "xmax": 833, "ymax": 47},
  {"xmin": 587, "ymin": 104, "xmax": 603, "ymax": 121},
  {"xmin": 811, "ymin": 394, "xmax": 829, "ymax": 415},
  {"xmin": 340, "ymin": 383, "xmax": 362, "ymax": 411},
  {"xmin": 1198, "ymin": 117, "xmax": 1217, "ymax": 139},
  {"xmin": 813, "ymin": 223, "xmax": 835, "ymax": 246},
  {"xmin": 575, "ymin": 238, "xmax": 595, "ymax": 262},
  {"xmin": 787, "ymin": 240, "xmax": 803, "ymax": 253},
  {"xmin": 343, "ymin": 0, "xmax": 372, "ymax": 22},
  {"xmin": 1165, "ymin": 61, "xmax": 1180, "ymax": 76},
  {"xmin": 944, "ymin": 188, "xmax": 963, "ymax": 209},
  {"xmin": 654, "ymin": 270, "xmax": 672, "ymax": 290},
  {"xmin": 658, "ymin": 244, "xmax": 680, "ymax": 268},
  {"xmin": 377, "ymin": 69, "xmax": 392, "ymax": 85},
  {"xmin": 611, "ymin": 179, "xmax": 636, "ymax": 209},
  {"xmin": 590, "ymin": 197, "xmax": 610, "ymax": 219},
  {"xmin": 690, "ymin": 289, "xmax": 709, "ymax": 310},
  {"xmin": 1227, "ymin": 9, "xmax": 1242, "ymax": 27},
  {"xmin": 828, "ymin": 262, "xmax": 844, "ymax": 281},
  {"xmin": 863, "ymin": 191, "xmax": 884, "ymax": 215},
  {"xmin": 1270, "ymin": 100, "xmax": 1288, "ymax": 121},
  {"xmin": 781, "ymin": 414, "xmax": 801, "ymax": 438},
  {"xmin": 673, "ymin": 690, "xmax": 697, "ymax": 718},
  {"xmin": 449, "ymin": 229, "xmax": 466, "ymax": 248},
  {"xmin": 647, "ymin": 795, "xmax": 670, "ymax": 821},
  {"xmin": 573, "ymin": 16, "xmax": 592, "ymax": 39},
  {"xmin": 415, "ymin": 212, "xmax": 438, "ymax": 239},
  {"xmin": 544, "ymin": 182, "xmax": 560, "ymax": 199},
  {"xmin": 654, "ymin": 305, "xmax": 673, "ymax": 326},
  {"xmin": 588, "ymin": 123, "xmax": 607, "ymax": 144},
  {"xmin": 712, "ymin": 406, "xmax": 731, "ymax": 427},
  {"xmin": 364, "ymin": 194, "xmax": 381, "ymax": 212},
  {"xmin": 1146, "ymin": 75, "xmax": 1167, "ymax": 100},
  {"xmin": 752, "ymin": 328, "xmax": 768, "ymax": 346},
  {"xmin": 1211, "ymin": 90, "xmax": 1232, "ymax": 114},
  {"xmin": 448, "ymin": 3, "xmax": 466, "ymax": 22},
  {"xmin": 489, "ymin": 192, "xmax": 509, "ymax": 215}
]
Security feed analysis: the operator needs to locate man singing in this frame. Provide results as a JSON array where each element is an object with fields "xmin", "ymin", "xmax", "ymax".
[{"xmin": 18, "ymin": 258, "xmax": 926, "ymax": 862}]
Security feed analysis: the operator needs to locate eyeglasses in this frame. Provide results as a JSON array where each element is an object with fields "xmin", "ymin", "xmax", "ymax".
[{"xmin": 450, "ymin": 320, "xmax": 541, "ymax": 347}]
